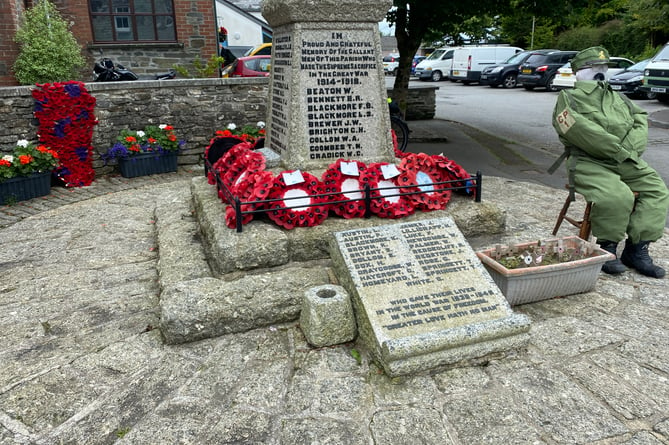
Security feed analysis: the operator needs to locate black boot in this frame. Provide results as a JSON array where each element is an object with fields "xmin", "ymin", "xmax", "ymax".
[
  {"xmin": 597, "ymin": 240, "xmax": 627, "ymax": 274},
  {"xmin": 620, "ymin": 240, "xmax": 666, "ymax": 278}
]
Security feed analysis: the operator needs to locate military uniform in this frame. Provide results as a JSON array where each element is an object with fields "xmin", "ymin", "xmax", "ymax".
[{"xmin": 552, "ymin": 46, "xmax": 669, "ymax": 278}]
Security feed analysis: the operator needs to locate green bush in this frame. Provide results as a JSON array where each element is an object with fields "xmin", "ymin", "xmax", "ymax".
[
  {"xmin": 173, "ymin": 55, "xmax": 226, "ymax": 78},
  {"xmin": 13, "ymin": 0, "xmax": 85, "ymax": 85}
]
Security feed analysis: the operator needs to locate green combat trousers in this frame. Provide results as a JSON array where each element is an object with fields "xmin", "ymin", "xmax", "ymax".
[{"xmin": 571, "ymin": 156, "xmax": 669, "ymax": 243}]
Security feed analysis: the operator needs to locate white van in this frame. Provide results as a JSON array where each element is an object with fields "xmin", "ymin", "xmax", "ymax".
[
  {"xmin": 414, "ymin": 47, "xmax": 456, "ymax": 82},
  {"xmin": 450, "ymin": 46, "xmax": 524, "ymax": 84},
  {"xmin": 641, "ymin": 42, "xmax": 669, "ymax": 103}
]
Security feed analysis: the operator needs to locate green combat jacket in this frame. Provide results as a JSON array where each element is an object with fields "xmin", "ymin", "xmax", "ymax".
[{"xmin": 552, "ymin": 80, "xmax": 648, "ymax": 165}]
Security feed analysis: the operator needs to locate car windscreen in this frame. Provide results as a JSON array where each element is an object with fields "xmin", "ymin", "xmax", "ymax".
[
  {"xmin": 653, "ymin": 44, "xmax": 669, "ymax": 61},
  {"xmin": 627, "ymin": 59, "xmax": 650, "ymax": 71},
  {"xmin": 504, "ymin": 52, "xmax": 528, "ymax": 64},
  {"xmin": 426, "ymin": 49, "xmax": 446, "ymax": 60}
]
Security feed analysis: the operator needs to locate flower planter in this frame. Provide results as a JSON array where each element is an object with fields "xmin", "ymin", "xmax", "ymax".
[
  {"xmin": 476, "ymin": 236, "xmax": 615, "ymax": 306},
  {"xmin": 0, "ymin": 172, "xmax": 52, "ymax": 205},
  {"xmin": 118, "ymin": 151, "xmax": 178, "ymax": 178}
]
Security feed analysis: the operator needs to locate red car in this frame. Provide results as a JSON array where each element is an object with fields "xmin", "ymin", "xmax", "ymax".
[{"xmin": 222, "ymin": 55, "xmax": 271, "ymax": 78}]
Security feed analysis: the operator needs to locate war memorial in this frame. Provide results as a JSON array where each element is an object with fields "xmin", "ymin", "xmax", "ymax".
[
  {"xmin": 2, "ymin": 0, "xmax": 667, "ymax": 443},
  {"xmin": 159, "ymin": 0, "xmax": 534, "ymax": 378}
]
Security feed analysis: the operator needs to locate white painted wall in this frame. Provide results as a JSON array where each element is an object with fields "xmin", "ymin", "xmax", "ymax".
[{"xmin": 215, "ymin": 1, "xmax": 266, "ymax": 49}]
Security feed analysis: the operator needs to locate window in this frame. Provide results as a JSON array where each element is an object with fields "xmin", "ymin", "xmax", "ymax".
[{"xmin": 90, "ymin": 0, "xmax": 176, "ymax": 43}]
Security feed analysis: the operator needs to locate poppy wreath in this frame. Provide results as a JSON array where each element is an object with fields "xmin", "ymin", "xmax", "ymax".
[
  {"xmin": 431, "ymin": 154, "xmax": 477, "ymax": 197},
  {"xmin": 266, "ymin": 171, "xmax": 329, "ymax": 230},
  {"xmin": 210, "ymin": 142, "xmax": 255, "ymax": 202},
  {"xmin": 358, "ymin": 162, "xmax": 415, "ymax": 219},
  {"xmin": 398, "ymin": 153, "xmax": 451, "ymax": 211},
  {"xmin": 204, "ymin": 136, "xmax": 249, "ymax": 182},
  {"xmin": 321, "ymin": 159, "xmax": 369, "ymax": 219},
  {"xmin": 391, "ymin": 128, "xmax": 410, "ymax": 159},
  {"xmin": 32, "ymin": 81, "xmax": 97, "ymax": 187},
  {"xmin": 225, "ymin": 170, "xmax": 275, "ymax": 228},
  {"xmin": 222, "ymin": 150, "xmax": 266, "ymax": 197}
]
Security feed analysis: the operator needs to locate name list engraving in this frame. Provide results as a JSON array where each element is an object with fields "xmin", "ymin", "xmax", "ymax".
[
  {"xmin": 269, "ymin": 32, "xmax": 293, "ymax": 155},
  {"xmin": 337, "ymin": 219, "xmax": 506, "ymax": 338},
  {"xmin": 301, "ymin": 30, "xmax": 378, "ymax": 161}
]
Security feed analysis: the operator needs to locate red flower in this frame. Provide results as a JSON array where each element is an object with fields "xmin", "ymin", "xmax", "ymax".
[
  {"xmin": 168, "ymin": 134, "xmax": 177, "ymax": 142},
  {"xmin": 19, "ymin": 154, "xmax": 34, "ymax": 164},
  {"xmin": 148, "ymin": 137, "xmax": 157, "ymax": 144},
  {"xmin": 125, "ymin": 136, "xmax": 137, "ymax": 143},
  {"xmin": 164, "ymin": 125, "xmax": 174, "ymax": 131},
  {"xmin": 0, "ymin": 159, "xmax": 11, "ymax": 167}
]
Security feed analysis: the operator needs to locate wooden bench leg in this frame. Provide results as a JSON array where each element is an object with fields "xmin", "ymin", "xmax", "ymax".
[
  {"xmin": 579, "ymin": 202, "xmax": 592, "ymax": 240},
  {"xmin": 552, "ymin": 195, "xmax": 573, "ymax": 235}
]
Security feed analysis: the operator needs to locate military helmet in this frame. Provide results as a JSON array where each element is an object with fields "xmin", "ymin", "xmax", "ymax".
[{"xmin": 570, "ymin": 46, "xmax": 611, "ymax": 72}]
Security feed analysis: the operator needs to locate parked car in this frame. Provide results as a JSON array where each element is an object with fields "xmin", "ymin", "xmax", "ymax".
[
  {"xmin": 480, "ymin": 49, "xmax": 555, "ymax": 88},
  {"xmin": 244, "ymin": 43, "xmax": 272, "ymax": 56},
  {"xmin": 609, "ymin": 59, "xmax": 656, "ymax": 99},
  {"xmin": 517, "ymin": 50, "xmax": 578, "ymax": 91},
  {"xmin": 221, "ymin": 55, "xmax": 271, "ymax": 78},
  {"xmin": 551, "ymin": 57, "xmax": 635, "ymax": 90},
  {"xmin": 383, "ymin": 54, "xmax": 400, "ymax": 75},
  {"xmin": 640, "ymin": 41, "xmax": 669, "ymax": 103},
  {"xmin": 411, "ymin": 56, "xmax": 426, "ymax": 75},
  {"xmin": 414, "ymin": 47, "xmax": 455, "ymax": 81},
  {"xmin": 450, "ymin": 46, "xmax": 524, "ymax": 84}
]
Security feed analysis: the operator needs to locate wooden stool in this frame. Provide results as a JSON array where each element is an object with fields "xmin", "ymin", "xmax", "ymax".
[
  {"xmin": 552, "ymin": 187, "xmax": 639, "ymax": 240},
  {"xmin": 552, "ymin": 191, "xmax": 592, "ymax": 240}
]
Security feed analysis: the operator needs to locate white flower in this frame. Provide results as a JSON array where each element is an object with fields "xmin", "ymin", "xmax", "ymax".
[
  {"xmin": 159, "ymin": 124, "xmax": 167, "ymax": 130},
  {"xmin": 257, "ymin": 121, "xmax": 265, "ymax": 128},
  {"xmin": 227, "ymin": 123, "xmax": 237, "ymax": 131},
  {"xmin": 2, "ymin": 155, "xmax": 14, "ymax": 163},
  {"xmin": 16, "ymin": 139, "xmax": 29, "ymax": 148},
  {"xmin": 136, "ymin": 130, "xmax": 145, "ymax": 138}
]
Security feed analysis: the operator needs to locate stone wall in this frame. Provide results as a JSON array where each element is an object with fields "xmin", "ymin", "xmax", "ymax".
[
  {"xmin": 0, "ymin": 78, "xmax": 269, "ymax": 175},
  {"xmin": 0, "ymin": 78, "xmax": 435, "ymax": 174},
  {"xmin": 396, "ymin": 85, "xmax": 438, "ymax": 120}
]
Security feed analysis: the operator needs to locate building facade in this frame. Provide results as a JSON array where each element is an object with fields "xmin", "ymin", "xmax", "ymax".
[{"xmin": 0, "ymin": 0, "xmax": 221, "ymax": 86}]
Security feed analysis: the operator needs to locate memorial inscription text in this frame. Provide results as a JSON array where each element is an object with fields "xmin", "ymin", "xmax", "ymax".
[{"xmin": 339, "ymin": 220, "xmax": 504, "ymax": 335}]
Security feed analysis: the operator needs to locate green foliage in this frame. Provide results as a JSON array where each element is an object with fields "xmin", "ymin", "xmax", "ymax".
[
  {"xmin": 555, "ymin": 26, "xmax": 602, "ymax": 51},
  {"xmin": 173, "ymin": 55, "xmax": 226, "ymax": 78},
  {"xmin": 13, "ymin": 0, "xmax": 85, "ymax": 85},
  {"xmin": 116, "ymin": 427, "xmax": 131, "ymax": 438}
]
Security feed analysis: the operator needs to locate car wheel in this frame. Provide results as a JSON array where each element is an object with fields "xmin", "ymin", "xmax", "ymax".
[
  {"xmin": 392, "ymin": 68, "xmax": 398, "ymax": 76},
  {"xmin": 502, "ymin": 73, "xmax": 517, "ymax": 89},
  {"xmin": 431, "ymin": 71, "xmax": 443, "ymax": 82},
  {"xmin": 546, "ymin": 74, "xmax": 558, "ymax": 92},
  {"xmin": 523, "ymin": 85, "xmax": 535, "ymax": 91},
  {"xmin": 462, "ymin": 80, "xmax": 471, "ymax": 85},
  {"xmin": 646, "ymin": 92, "xmax": 657, "ymax": 100}
]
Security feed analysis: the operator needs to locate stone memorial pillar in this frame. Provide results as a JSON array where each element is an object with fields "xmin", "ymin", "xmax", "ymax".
[{"xmin": 261, "ymin": 0, "xmax": 395, "ymax": 170}]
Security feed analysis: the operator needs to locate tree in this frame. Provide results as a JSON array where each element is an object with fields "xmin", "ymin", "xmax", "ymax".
[
  {"xmin": 13, "ymin": 0, "xmax": 85, "ymax": 85},
  {"xmin": 386, "ymin": 1, "xmax": 508, "ymax": 116}
]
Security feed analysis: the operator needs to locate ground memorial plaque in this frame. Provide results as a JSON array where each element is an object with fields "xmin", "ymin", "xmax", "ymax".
[
  {"xmin": 330, "ymin": 217, "xmax": 531, "ymax": 376},
  {"xmin": 262, "ymin": 0, "xmax": 395, "ymax": 170}
]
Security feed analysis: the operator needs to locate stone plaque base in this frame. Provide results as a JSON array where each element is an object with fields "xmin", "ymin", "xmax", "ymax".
[{"xmin": 329, "ymin": 217, "xmax": 531, "ymax": 376}]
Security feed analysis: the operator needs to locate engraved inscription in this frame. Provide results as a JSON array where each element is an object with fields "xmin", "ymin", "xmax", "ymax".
[
  {"xmin": 337, "ymin": 219, "xmax": 507, "ymax": 337},
  {"xmin": 302, "ymin": 31, "xmax": 379, "ymax": 160},
  {"xmin": 269, "ymin": 32, "xmax": 293, "ymax": 154}
]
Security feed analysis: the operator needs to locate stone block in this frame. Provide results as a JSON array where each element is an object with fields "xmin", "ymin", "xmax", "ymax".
[{"xmin": 300, "ymin": 284, "xmax": 357, "ymax": 347}]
